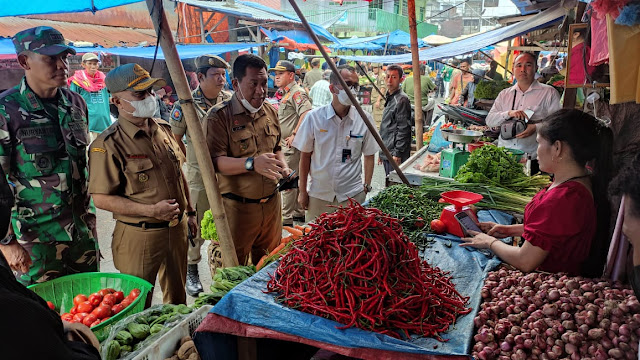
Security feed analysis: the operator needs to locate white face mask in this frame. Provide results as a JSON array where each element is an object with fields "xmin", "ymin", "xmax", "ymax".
[
  {"xmin": 237, "ymin": 85, "xmax": 263, "ymax": 114},
  {"xmin": 121, "ymin": 95, "xmax": 157, "ymax": 118},
  {"xmin": 337, "ymin": 89, "xmax": 358, "ymax": 106}
]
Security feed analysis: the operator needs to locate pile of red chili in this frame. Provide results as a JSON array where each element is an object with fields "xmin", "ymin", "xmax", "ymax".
[{"xmin": 267, "ymin": 201, "xmax": 472, "ymax": 340}]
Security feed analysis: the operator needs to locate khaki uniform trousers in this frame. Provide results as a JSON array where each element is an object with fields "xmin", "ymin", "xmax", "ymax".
[
  {"xmin": 112, "ymin": 218, "xmax": 188, "ymax": 307},
  {"xmin": 282, "ymin": 149, "xmax": 304, "ymax": 221},
  {"xmin": 187, "ymin": 184, "xmax": 208, "ymax": 265},
  {"xmin": 373, "ymin": 103, "xmax": 384, "ymax": 130},
  {"xmin": 223, "ymin": 193, "xmax": 282, "ymax": 266},
  {"xmin": 306, "ymin": 191, "xmax": 367, "ymax": 223}
]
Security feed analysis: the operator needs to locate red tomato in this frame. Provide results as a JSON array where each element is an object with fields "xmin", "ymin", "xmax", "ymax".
[
  {"xmin": 111, "ymin": 304, "xmax": 124, "ymax": 315},
  {"xmin": 92, "ymin": 305, "xmax": 111, "ymax": 319},
  {"xmin": 73, "ymin": 312, "xmax": 89, "ymax": 323},
  {"xmin": 414, "ymin": 217, "xmax": 425, "ymax": 228},
  {"xmin": 97, "ymin": 289, "xmax": 110, "ymax": 297},
  {"xmin": 102, "ymin": 317, "xmax": 110, "ymax": 322},
  {"xmin": 113, "ymin": 291, "xmax": 125, "ymax": 303},
  {"xmin": 105, "ymin": 288, "xmax": 116, "ymax": 294},
  {"xmin": 61, "ymin": 313, "xmax": 74, "ymax": 322},
  {"xmin": 129, "ymin": 289, "xmax": 141, "ymax": 299},
  {"xmin": 120, "ymin": 297, "xmax": 132, "ymax": 308},
  {"xmin": 82, "ymin": 313, "xmax": 98, "ymax": 327},
  {"xmin": 90, "ymin": 320, "xmax": 101, "ymax": 328},
  {"xmin": 77, "ymin": 301, "xmax": 94, "ymax": 314},
  {"xmin": 73, "ymin": 294, "xmax": 88, "ymax": 306},
  {"xmin": 70, "ymin": 305, "xmax": 78, "ymax": 315},
  {"xmin": 102, "ymin": 294, "xmax": 116, "ymax": 306},
  {"xmin": 430, "ymin": 219, "xmax": 446, "ymax": 234},
  {"xmin": 88, "ymin": 293, "xmax": 103, "ymax": 306},
  {"xmin": 46, "ymin": 301, "xmax": 56, "ymax": 311}
]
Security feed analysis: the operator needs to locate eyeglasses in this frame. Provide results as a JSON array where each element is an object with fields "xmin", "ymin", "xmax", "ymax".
[{"xmin": 342, "ymin": 83, "xmax": 360, "ymax": 92}]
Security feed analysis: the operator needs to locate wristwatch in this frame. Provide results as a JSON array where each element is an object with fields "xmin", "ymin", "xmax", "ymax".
[
  {"xmin": 364, "ymin": 183, "xmax": 372, "ymax": 193},
  {"xmin": 244, "ymin": 157, "xmax": 255, "ymax": 171},
  {"xmin": 0, "ymin": 233, "xmax": 16, "ymax": 245}
]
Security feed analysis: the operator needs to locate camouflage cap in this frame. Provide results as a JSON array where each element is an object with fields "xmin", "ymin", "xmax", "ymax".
[
  {"xmin": 105, "ymin": 63, "xmax": 166, "ymax": 93},
  {"xmin": 195, "ymin": 54, "xmax": 229, "ymax": 72},
  {"xmin": 12, "ymin": 26, "xmax": 76, "ymax": 56},
  {"xmin": 269, "ymin": 60, "xmax": 295, "ymax": 72}
]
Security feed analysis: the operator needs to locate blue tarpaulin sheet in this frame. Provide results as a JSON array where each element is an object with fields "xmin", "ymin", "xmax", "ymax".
[
  {"xmin": 0, "ymin": 0, "xmax": 142, "ymax": 17},
  {"xmin": 206, "ymin": 210, "xmax": 514, "ymax": 357},
  {"xmin": 0, "ymin": 38, "xmax": 263, "ymax": 59},
  {"xmin": 337, "ymin": 4, "xmax": 565, "ymax": 64},
  {"xmin": 331, "ymin": 30, "xmax": 425, "ymax": 51}
]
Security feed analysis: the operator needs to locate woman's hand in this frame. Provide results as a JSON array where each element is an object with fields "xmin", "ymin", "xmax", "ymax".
[
  {"xmin": 479, "ymin": 222, "xmax": 519, "ymax": 239},
  {"xmin": 460, "ymin": 230, "xmax": 497, "ymax": 249}
]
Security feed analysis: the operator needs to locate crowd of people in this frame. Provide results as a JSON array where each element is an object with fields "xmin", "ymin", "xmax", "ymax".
[{"xmin": 1, "ymin": 26, "xmax": 640, "ymax": 337}]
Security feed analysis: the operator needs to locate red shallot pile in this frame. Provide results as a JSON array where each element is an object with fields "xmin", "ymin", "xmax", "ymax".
[
  {"xmin": 267, "ymin": 201, "xmax": 472, "ymax": 340},
  {"xmin": 472, "ymin": 269, "xmax": 640, "ymax": 360}
]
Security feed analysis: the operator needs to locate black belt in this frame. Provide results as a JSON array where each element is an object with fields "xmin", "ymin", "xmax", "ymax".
[
  {"xmin": 120, "ymin": 212, "xmax": 183, "ymax": 229},
  {"xmin": 222, "ymin": 193, "xmax": 275, "ymax": 204}
]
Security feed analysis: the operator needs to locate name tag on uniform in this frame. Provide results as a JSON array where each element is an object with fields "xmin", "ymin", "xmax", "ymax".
[
  {"xmin": 342, "ymin": 148, "xmax": 351, "ymax": 163},
  {"xmin": 126, "ymin": 154, "xmax": 148, "ymax": 159},
  {"xmin": 232, "ymin": 125, "xmax": 246, "ymax": 132},
  {"xmin": 319, "ymin": 129, "xmax": 328, "ymax": 133}
]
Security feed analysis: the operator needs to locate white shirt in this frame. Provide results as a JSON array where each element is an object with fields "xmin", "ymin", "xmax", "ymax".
[
  {"xmin": 292, "ymin": 104, "xmax": 379, "ymax": 202},
  {"xmin": 486, "ymin": 80, "xmax": 561, "ymax": 157},
  {"xmin": 309, "ymin": 79, "xmax": 332, "ymax": 109}
]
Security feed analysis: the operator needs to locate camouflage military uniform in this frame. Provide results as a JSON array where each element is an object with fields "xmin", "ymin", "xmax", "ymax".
[
  {"xmin": 0, "ymin": 78, "xmax": 98, "ymax": 285},
  {"xmin": 169, "ymin": 86, "xmax": 231, "ymax": 265}
]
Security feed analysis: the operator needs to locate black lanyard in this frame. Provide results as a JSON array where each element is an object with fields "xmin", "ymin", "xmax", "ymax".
[{"xmin": 511, "ymin": 90, "xmax": 517, "ymax": 111}]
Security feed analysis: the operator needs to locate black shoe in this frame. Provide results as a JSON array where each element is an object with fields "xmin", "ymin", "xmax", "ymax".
[
  {"xmin": 186, "ymin": 264, "xmax": 203, "ymax": 297},
  {"xmin": 293, "ymin": 216, "xmax": 305, "ymax": 222}
]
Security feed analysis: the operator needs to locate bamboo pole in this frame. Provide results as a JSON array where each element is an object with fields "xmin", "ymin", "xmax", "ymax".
[
  {"xmin": 286, "ymin": 0, "xmax": 410, "ymax": 185},
  {"xmin": 145, "ymin": 0, "xmax": 239, "ymax": 267},
  {"xmin": 408, "ymin": 0, "xmax": 423, "ymax": 150}
]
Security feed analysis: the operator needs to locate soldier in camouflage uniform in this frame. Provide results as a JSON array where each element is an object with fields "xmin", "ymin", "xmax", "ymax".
[
  {"xmin": 270, "ymin": 60, "xmax": 312, "ymax": 226},
  {"xmin": 0, "ymin": 27, "xmax": 98, "ymax": 286},
  {"xmin": 169, "ymin": 55, "xmax": 231, "ymax": 296}
]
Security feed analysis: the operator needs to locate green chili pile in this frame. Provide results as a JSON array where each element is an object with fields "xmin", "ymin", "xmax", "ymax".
[
  {"xmin": 267, "ymin": 201, "xmax": 472, "ymax": 340},
  {"xmin": 367, "ymin": 184, "xmax": 445, "ymax": 248}
]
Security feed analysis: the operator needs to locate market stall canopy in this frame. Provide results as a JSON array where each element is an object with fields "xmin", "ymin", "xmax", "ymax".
[
  {"xmin": 423, "ymin": 34, "xmax": 453, "ymax": 46},
  {"xmin": 259, "ymin": 28, "xmax": 330, "ymax": 51},
  {"xmin": 0, "ymin": 38, "xmax": 263, "ymax": 59},
  {"xmin": 338, "ymin": 3, "xmax": 565, "ymax": 64},
  {"xmin": 331, "ymin": 30, "xmax": 425, "ymax": 51},
  {"xmin": 0, "ymin": 0, "xmax": 142, "ymax": 16},
  {"xmin": 0, "ymin": 16, "xmax": 157, "ymax": 48},
  {"xmin": 176, "ymin": 0, "xmax": 341, "ymax": 44}
]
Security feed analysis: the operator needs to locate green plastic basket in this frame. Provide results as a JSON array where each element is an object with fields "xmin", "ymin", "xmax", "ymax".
[
  {"xmin": 505, "ymin": 148, "xmax": 525, "ymax": 162},
  {"xmin": 28, "ymin": 272, "xmax": 153, "ymax": 342}
]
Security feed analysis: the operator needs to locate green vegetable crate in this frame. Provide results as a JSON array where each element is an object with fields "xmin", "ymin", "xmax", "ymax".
[{"xmin": 28, "ymin": 272, "xmax": 153, "ymax": 342}]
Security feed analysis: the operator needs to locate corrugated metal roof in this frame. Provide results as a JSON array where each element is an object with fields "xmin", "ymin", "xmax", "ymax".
[
  {"xmin": 0, "ymin": 16, "xmax": 157, "ymax": 47},
  {"xmin": 179, "ymin": 0, "xmax": 296, "ymax": 23}
]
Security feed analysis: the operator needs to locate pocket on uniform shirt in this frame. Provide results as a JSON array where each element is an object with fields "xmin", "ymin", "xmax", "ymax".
[
  {"xmin": 124, "ymin": 158, "xmax": 158, "ymax": 195},
  {"xmin": 230, "ymin": 129, "xmax": 257, "ymax": 157},
  {"xmin": 68, "ymin": 121, "xmax": 91, "ymax": 147},
  {"xmin": 20, "ymin": 131, "xmax": 63, "ymax": 177},
  {"xmin": 348, "ymin": 137, "xmax": 364, "ymax": 161},
  {"xmin": 264, "ymin": 123, "xmax": 280, "ymax": 152}
]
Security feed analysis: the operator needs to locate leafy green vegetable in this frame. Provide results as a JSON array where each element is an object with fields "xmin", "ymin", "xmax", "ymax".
[
  {"xmin": 201, "ymin": 209, "xmax": 218, "ymax": 241},
  {"xmin": 474, "ymin": 80, "xmax": 511, "ymax": 100},
  {"xmin": 455, "ymin": 145, "xmax": 549, "ymax": 193},
  {"xmin": 210, "ymin": 265, "xmax": 256, "ymax": 293}
]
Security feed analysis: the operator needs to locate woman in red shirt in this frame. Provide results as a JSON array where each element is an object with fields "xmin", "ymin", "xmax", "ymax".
[{"xmin": 461, "ymin": 109, "xmax": 613, "ymax": 276}]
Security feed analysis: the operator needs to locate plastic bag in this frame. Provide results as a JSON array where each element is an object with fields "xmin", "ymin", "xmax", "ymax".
[
  {"xmin": 427, "ymin": 115, "xmax": 451, "ymax": 152},
  {"xmin": 99, "ymin": 304, "xmax": 190, "ymax": 360}
]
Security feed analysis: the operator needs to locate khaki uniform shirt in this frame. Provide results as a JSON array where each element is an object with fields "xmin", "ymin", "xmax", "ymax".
[
  {"xmin": 277, "ymin": 82, "xmax": 312, "ymax": 147},
  {"xmin": 302, "ymin": 68, "xmax": 323, "ymax": 90},
  {"xmin": 205, "ymin": 94, "xmax": 281, "ymax": 200},
  {"xmin": 169, "ymin": 87, "xmax": 231, "ymax": 186},
  {"xmin": 88, "ymin": 117, "xmax": 188, "ymax": 224}
]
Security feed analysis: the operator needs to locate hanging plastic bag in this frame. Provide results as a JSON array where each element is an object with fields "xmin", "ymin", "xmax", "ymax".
[{"xmin": 427, "ymin": 115, "xmax": 451, "ymax": 152}]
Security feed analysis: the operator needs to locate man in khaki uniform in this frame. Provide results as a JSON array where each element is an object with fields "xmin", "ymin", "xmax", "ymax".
[
  {"xmin": 169, "ymin": 55, "xmax": 231, "ymax": 297},
  {"xmin": 371, "ymin": 63, "xmax": 387, "ymax": 129},
  {"xmin": 302, "ymin": 58, "xmax": 322, "ymax": 93},
  {"xmin": 271, "ymin": 60, "xmax": 312, "ymax": 226},
  {"xmin": 89, "ymin": 64, "xmax": 197, "ymax": 306},
  {"xmin": 205, "ymin": 54, "xmax": 290, "ymax": 265}
]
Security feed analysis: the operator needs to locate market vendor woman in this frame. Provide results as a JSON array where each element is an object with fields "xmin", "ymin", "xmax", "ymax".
[{"xmin": 461, "ymin": 109, "xmax": 613, "ymax": 277}]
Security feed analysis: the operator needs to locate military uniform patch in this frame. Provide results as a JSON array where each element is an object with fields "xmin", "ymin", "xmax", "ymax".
[
  {"xmin": 138, "ymin": 173, "xmax": 149, "ymax": 182},
  {"xmin": 293, "ymin": 92, "xmax": 306, "ymax": 105},
  {"xmin": 240, "ymin": 140, "xmax": 249, "ymax": 151},
  {"xmin": 91, "ymin": 147, "xmax": 106, "ymax": 153}
]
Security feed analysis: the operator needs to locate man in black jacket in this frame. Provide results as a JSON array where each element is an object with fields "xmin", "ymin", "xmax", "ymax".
[{"xmin": 379, "ymin": 64, "xmax": 412, "ymax": 176}]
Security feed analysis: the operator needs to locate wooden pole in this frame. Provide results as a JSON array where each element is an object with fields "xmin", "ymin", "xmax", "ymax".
[
  {"xmin": 145, "ymin": 0, "xmax": 239, "ymax": 267},
  {"xmin": 286, "ymin": 0, "xmax": 410, "ymax": 185},
  {"xmin": 408, "ymin": 0, "xmax": 423, "ymax": 150}
]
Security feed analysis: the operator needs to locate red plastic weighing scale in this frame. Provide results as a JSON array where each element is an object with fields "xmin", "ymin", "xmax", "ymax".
[{"xmin": 438, "ymin": 190, "xmax": 484, "ymax": 237}]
